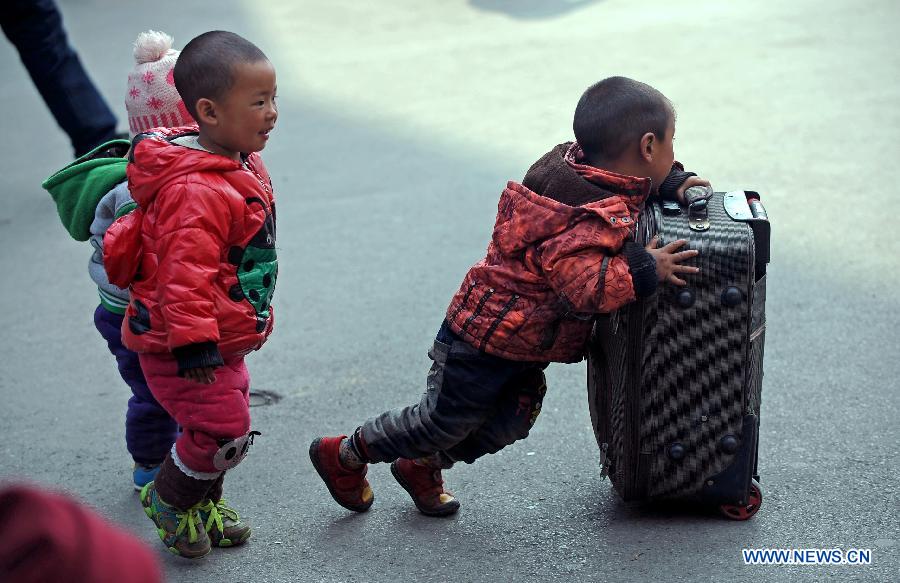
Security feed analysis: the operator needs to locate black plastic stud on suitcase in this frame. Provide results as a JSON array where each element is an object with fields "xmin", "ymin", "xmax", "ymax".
[{"xmin": 587, "ymin": 189, "xmax": 770, "ymax": 520}]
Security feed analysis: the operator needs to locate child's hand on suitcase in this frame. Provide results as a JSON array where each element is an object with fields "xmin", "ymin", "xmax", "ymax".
[
  {"xmin": 184, "ymin": 366, "xmax": 217, "ymax": 384},
  {"xmin": 646, "ymin": 237, "xmax": 700, "ymax": 286},
  {"xmin": 675, "ymin": 176, "xmax": 711, "ymax": 204}
]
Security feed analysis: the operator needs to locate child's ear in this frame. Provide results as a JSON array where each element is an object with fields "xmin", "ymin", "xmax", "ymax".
[
  {"xmin": 195, "ymin": 98, "xmax": 217, "ymax": 126},
  {"xmin": 640, "ymin": 132, "xmax": 655, "ymax": 162}
]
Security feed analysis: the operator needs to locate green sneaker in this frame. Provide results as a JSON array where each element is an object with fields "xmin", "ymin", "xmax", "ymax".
[
  {"xmin": 198, "ymin": 498, "xmax": 251, "ymax": 547},
  {"xmin": 140, "ymin": 482, "xmax": 211, "ymax": 559}
]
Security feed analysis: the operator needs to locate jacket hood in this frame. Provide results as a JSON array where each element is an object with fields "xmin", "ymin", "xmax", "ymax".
[
  {"xmin": 42, "ymin": 139, "xmax": 130, "ymax": 241},
  {"xmin": 522, "ymin": 141, "xmax": 651, "ymax": 207},
  {"xmin": 492, "ymin": 181, "xmax": 634, "ymax": 256},
  {"xmin": 494, "ymin": 143, "xmax": 651, "ymax": 255},
  {"xmin": 127, "ymin": 125, "xmax": 243, "ymax": 208}
]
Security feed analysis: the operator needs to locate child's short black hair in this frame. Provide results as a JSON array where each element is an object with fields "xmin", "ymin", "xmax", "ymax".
[
  {"xmin": 174, "ymin": 31, "xmax": 269, "ymax": 120},
  {"xmin": 573, "ymin": 77, "xmax": 673, "ymax": 164}
]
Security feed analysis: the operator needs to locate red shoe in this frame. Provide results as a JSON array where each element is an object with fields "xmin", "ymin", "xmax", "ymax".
[
  {"xmin": 309, "ymin": 436, "xmax": 374, "ymax": 512},
  {"xmin": 390, "ymin": 458, "xmax": 460, "ymax": 517}
]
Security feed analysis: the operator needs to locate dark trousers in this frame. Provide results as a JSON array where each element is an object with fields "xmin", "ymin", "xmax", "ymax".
[
  {"xmin": 1, "ymin": 0, "xmax": 117, "ymax": 156},
  {"xmin": 360, "ymin": 321, "xmax": 549, "ymax": 467},
  {"xmin": 93, "ymin": 305, "xmax": 178, "ymax": 465}
]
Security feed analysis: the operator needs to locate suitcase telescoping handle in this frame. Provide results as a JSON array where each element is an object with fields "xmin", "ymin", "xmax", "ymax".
[
  {"xmin": 723, "ymin": 190, "xmax": 768, "ymax": 222},
  {"xmin": 745, "ymin": 193, "xmax": 768, "ymax": 221},
  {"xmin": 723, "ymin": 190, "xmax": 771, "ymax": 276}
]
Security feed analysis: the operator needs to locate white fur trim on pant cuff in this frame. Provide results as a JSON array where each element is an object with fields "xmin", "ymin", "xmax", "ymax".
[{"xmin": 171, "ymin": 445, "xmax": 222, "ymax": 480}]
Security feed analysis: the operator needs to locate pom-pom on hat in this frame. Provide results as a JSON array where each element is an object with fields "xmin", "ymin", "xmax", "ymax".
[{"xmin": 126, "ymin": 30, "xmax": 194, "ymax": 136}]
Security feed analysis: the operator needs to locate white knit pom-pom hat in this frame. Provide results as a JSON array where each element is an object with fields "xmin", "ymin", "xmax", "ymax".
[{"xmin": 125, "ymin": 30, "xmax": 194, "ymax": 136}]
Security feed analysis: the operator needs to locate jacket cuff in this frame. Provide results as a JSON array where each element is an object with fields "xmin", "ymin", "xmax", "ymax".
[
  {"xmin": 622, "ymin": 241, "xmax": 658, "ymax": 298},
  {"xmin": 659, "ymin": 163, "xmax": 697, "ymax": 200},
  {"xmin": 172, "ymin": 342, "xmax": 224, "ymax": 376}
]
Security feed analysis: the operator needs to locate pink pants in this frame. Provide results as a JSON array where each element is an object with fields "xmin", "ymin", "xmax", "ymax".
[{"xmin": 138, "ymin": 353, "xmax": 251, "ymax": 475}]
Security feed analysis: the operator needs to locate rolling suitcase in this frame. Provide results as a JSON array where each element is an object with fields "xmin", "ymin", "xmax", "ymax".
[{"xmin": 587, "ymin": 189, "xmax": 770, "ymax": 519}]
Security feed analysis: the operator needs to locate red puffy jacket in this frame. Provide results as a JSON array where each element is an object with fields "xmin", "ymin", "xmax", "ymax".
[
  {"xmin": 104, "ymin": 127, "xmax": 276, "ymax": 366},
  {"xmin": 445, "ymin": 145, "xmax": 655, "ymax": 363}
]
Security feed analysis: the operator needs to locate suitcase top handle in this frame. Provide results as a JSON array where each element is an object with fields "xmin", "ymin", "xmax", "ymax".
[{"xmin": 685, "ymin": 185, "xmax": 713, "ymax": 231}]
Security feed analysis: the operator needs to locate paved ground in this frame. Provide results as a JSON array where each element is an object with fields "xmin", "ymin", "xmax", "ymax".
[{"xmin": 0, "ymin": 0, "xmax": 897, "ymax": 581}]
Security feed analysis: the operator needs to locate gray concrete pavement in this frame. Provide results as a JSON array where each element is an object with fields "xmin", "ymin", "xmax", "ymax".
[{"xmin": 1, "ymin": 0, "xmax": 897, "ymax": 581}]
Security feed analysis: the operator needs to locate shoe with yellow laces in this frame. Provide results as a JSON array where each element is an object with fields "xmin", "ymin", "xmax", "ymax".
[
  {"xmin": 140, "ymin": 482, "xmax": 211, "ymax": 559},
  {"xmin": 198, "ymin": 498, "xmax": 251, "ymax": 547}
]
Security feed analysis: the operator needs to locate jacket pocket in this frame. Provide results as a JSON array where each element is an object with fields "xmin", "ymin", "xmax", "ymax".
[
  {"xmin": 103, "ymin": 208, "xmax": 144, "ymax": 288},
  {"xmin": 479, "ymin": 293, "xmax": 519, "ymax": 351},
  {"xmin": 128, "ymin": 299, "xmax": 152, "ymax": 335}
]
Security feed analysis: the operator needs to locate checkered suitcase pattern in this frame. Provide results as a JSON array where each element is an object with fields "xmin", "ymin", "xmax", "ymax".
[{"xmin": 588, "ymin": 191, "xmax": 769, "ymax": 507}]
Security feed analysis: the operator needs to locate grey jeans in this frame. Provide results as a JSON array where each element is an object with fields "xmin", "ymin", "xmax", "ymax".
[{"xmin": 359, "ymin": 322, "xmax": 548, "ymax": 467}]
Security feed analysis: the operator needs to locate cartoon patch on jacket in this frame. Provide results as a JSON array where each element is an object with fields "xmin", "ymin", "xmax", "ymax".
[{"xmin": 227, "ymin": 198, "xmax": 277, "ymax": 333}]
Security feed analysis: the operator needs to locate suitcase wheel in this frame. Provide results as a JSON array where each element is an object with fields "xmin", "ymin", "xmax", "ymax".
[{"xmin": 719, "ymin": 480, "xmax": 762, "ymax": 521}]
